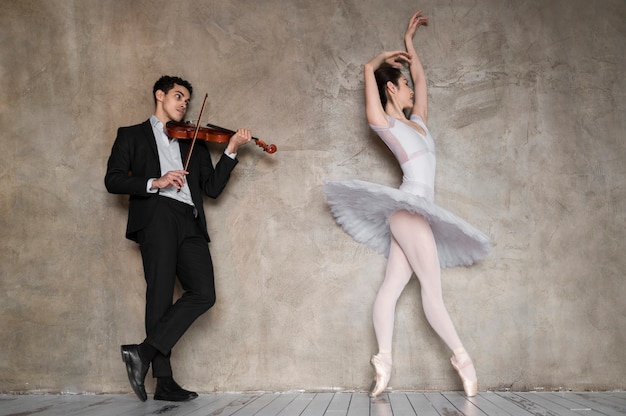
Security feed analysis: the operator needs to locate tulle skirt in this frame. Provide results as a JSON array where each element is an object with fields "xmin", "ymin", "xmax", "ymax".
[{"xmin": 323, "ymin": 179, "xmax": 490, "ymax": 268}]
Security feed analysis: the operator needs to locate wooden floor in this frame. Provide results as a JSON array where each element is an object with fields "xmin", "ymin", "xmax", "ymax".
[{"xmin": 0, "ymin": 391, "xmax": 624, "ymax": 416}]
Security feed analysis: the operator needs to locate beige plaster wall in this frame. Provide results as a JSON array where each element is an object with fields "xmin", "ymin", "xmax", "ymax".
[{"xmin": 1, "ymin": 0, "xmax": 625, "ymax": 394}]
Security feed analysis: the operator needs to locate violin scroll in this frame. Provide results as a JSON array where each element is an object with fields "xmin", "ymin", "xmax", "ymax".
[
  {"xmin": 255, "ymin": 139, "xmax": 277, "ymax": 154},
  {"xmin": 204, "ymin": 123, "xmax": 277, "ymax": 154}
]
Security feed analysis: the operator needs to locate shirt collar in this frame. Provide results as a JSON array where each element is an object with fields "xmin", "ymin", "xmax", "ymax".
[{"xmin": 150, "ymin": 115, "xmax": 162, "ymax": 130}]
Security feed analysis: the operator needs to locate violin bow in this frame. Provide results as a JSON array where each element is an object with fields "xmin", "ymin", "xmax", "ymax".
[{"xmin": 183, "ymin": 93, "xmax": 209, "ymax": 171}]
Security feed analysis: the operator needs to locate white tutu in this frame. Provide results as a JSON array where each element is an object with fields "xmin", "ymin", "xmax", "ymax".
[{"xmin": 323, "ymin": 179, "xmax": 490, "ymax": 268}]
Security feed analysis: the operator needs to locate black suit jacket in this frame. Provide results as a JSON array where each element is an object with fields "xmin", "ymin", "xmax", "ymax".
[{"xmin": 104, "ymin": 119, "xmax": 237, "ymax": 242}]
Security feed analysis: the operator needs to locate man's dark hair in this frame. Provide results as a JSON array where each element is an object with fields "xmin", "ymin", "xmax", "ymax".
[{"xmin": 153, "ymin": 75, "xmax": 193, "ymax": 103}]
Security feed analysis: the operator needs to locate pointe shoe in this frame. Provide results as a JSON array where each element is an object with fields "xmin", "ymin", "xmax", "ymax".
[
  {"xmin": 369, "ymin": 354, "xmax": 391, "ymax": 398},
  {"xmin": 450, "ymin": 354, "xmax": 477, "ymax": 397}
]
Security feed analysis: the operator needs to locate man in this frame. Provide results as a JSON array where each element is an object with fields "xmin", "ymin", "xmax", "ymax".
[{"xmin": 105, "ymin": 75, "xmax": 251, "ymax": 402}]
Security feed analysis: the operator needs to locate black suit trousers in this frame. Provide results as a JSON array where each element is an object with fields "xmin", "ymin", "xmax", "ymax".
[{"xmin": 137, "ymin": 196, "xmax": 216, "ymax": 377}]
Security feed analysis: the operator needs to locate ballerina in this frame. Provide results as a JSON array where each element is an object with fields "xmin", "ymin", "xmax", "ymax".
[{"xmin": 324, "ymin": 10, "xmax": 490, "ymax": 397}]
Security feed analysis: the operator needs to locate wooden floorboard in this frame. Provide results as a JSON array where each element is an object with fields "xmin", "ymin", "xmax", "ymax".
[
  {"xmin": 388, "ymin": 392, "xmax": 418, "ymax": 415},
  {"xmin": 442, "ymin": 391, "xmax": 489, "ymax": 416},
  {"xmin": 406, "ymin": 392, "xmax": 441, "ymax": 415},
  {"xmin": 565, "ymin": 392, "xmax": 626, "ymax": 416},
  {"xmin": 300, "ymin": 393, "xmax": 334, "ymax": 416},
  {"xmin": 467, "ymin": 392, "xmax": 517, "ymax": 416},
  {"xmin": 498, "ymin": 391, "xmax": 563, "ymax": 415},
  {"xmin": 0, "ymin": 391, "xmax": 624, "ymax": 416},
  {"xmin": 604, "ymin": 393, "xmax": 626, "ymax": 409},
  {"xmin": 276, "ymin": 393, "xmax": 316, "ymax": 416},
  {"xmin": 346, "ymin": 393, "xmax": 369, "ymax": 416},
  {"xmin": 514, "ymin": 392, "xmax": 596, "ymax": 416}
]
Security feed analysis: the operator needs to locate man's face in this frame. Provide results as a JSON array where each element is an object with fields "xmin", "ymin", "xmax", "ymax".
[{"xmin": 156, "ymin": 84, "xmax": 190, "ymax": 123}]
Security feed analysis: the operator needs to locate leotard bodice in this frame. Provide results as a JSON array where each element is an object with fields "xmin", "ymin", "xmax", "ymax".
[{"xmin": 370, "ymin": 114, "xmax": 435, "ymax": 202}]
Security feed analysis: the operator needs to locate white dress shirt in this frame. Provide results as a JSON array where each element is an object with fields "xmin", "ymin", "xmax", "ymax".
[{"xmin": 146, "ymin": 116, "xmax": 237, "ymax": 206}]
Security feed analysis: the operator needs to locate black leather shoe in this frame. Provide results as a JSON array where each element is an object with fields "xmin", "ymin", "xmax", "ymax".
[
  {"xmin": 154, "ymin": 379, "xmax": 198, "ymax": 402},
  {"xmin": 120, "ymin": 344, "xmax": 149, "ymax": 401}
]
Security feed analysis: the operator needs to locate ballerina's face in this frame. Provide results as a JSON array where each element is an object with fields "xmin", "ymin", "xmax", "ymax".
[{"xmin": 394, "ymin": 75, "xmax": 415, "ymax": 110}]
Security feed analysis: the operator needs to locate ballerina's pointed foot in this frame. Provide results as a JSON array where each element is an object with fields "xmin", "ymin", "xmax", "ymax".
[
  {"xmin": 369, "ymin": 354, "xmax": 391, "ymax": 398},
  {"xmin": 450, "ymin": 354, "xmax": 478, "ymax": 397}
]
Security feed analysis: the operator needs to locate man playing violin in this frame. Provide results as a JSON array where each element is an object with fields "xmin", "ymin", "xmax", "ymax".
[{"xmin": 105, "ymin": 75, "xmax": 251, "ymax": 402}]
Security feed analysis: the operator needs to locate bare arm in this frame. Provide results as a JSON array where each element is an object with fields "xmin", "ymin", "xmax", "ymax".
[
  {"xmin": 364, "ymin": 51, "xmax": 412, "ymax": 126},
  {"xmin": 404, "ymin": 10, "xmax": 429, "ymax": 123}
]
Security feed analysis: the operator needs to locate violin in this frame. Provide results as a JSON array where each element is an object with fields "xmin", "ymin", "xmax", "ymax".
[
  {"xmin": 168, "ymin": 93, "xmax": 276, "ymax": 175},
  {"xmin": 166, "ymin": 122, "xmax": 277, "ymax": 154}
]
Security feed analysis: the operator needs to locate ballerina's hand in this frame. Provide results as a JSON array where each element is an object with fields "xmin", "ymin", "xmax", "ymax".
[
  {"xmin": 405, "ymin": 10, "xmax": 429, "ymax": 39},
  {"xmin": 380, "ymin": 50, "xmax": 412, "ymax": 68}
]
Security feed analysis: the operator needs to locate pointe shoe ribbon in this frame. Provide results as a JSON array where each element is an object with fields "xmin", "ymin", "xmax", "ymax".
[
  {"xmin": 450, "ymin": 355, "xmax": 478, "ymax": 397},
  {"xmin": 369, "ymin": 354, "xmax": 391, "ymax": 398}
]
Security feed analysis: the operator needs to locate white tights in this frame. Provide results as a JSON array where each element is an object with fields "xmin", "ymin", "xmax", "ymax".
[{"xmin": 372, "ymin": 210, "xmax": 476, "ymax": 380}]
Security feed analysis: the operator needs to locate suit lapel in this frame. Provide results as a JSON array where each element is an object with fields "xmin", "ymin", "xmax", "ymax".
[
  {"xmin": 179, "ymin": 140, "xmax": 192, "ymax": 170},
  {"xmin": 142, "ymin": 119, "xmax": 159, "ymax": 161}
]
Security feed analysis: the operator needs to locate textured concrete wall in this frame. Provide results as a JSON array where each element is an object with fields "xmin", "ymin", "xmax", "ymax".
[{"xmin": 1, "ymin": 0, "xmax": 625, "ymax": 394}]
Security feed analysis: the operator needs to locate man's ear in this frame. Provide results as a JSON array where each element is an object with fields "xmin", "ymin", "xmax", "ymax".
[{"xmin": 155, "ymin": 89, "xmax": 165, "ymax": 103}]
